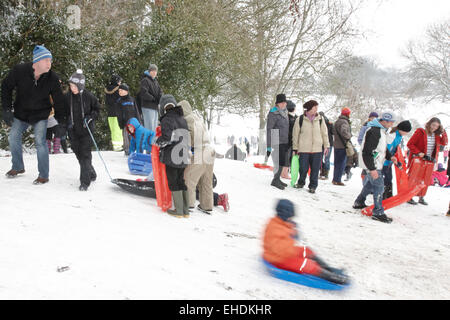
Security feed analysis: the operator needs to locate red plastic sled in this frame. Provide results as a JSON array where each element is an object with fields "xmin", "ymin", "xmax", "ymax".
[
  {"xmin": 151, "ymin": 126, "xmax": 172, "ymax": 212},
  {"xmin": 361, "ymin": 156, "xmax": 434, "ymax": 217},
  {"xmin": 254, "ymin": 163, "xmax": 274, "ymax": 171}
]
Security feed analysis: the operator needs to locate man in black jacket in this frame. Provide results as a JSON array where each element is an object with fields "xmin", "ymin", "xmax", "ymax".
[
  {"xmin": 138, "ymin": 64, "xmax": 162, "ymax": 132},
  {"xmin": 64, "ymin": 70, "xmax": 101, "ymax": 191},
  {"xmin": 1, "ymin": 45, "xmax": 64, "ymax": 184}
]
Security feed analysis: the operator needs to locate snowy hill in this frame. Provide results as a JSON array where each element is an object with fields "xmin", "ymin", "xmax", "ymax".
[{"xmin": 0, "ymin": 151, "xmax": 449, "ymax": 299}]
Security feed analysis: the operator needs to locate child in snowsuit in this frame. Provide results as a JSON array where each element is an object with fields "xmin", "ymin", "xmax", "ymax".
[
  {"xmin": 46, "ymin": 108, "xmax": 63, "ymax": 154},
  {"xmin": 263, "ymin": 199, "xmax": 349, "ymax": 285},
  {"xmin": 126, "ymin": 117, "xmax": 155, "ymax": 155},
  {"xmin": 155, "ymin": 95, "xmax": 191, "ymax": 218},
  {"xmin": 64, "ymin": 70, "xmax": 100, "ymax": 191},
  {"xmin": 116, "ymin": 83, "xmax": 142, "ymax": 155}
]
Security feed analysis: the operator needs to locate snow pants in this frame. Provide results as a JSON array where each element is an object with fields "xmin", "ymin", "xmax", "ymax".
[
  {"xmin": 108, "ymin": 117, "xmax": 123, "ymax": 151},
  {"xmin": 166, "ymin": 166, "xmax": 187, "ymax": 192},
  {"xmin": 272, "ymin": 246, "xmax": 321, "ymax": 276},
  {"xmin": 70, "ymin": 131, "xmax": 97, "ymax": 187},
  {"xmin": 185, "ymin": 161, "xmax": 214, "ymax": 210}
]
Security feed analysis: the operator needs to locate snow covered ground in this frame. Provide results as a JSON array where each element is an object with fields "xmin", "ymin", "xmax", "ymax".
[{"xmin": 0, "ymin": 150, "xmax": 449, "ymax": 300}]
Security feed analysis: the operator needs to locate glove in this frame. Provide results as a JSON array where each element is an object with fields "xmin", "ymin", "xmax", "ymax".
[
  {"xmin": 266, "ymin": 147, "xmax": 272, "ymax": 158},
  {"xmin": 2, "ymin": 108, "xmax": 14, "ymax": 127}
]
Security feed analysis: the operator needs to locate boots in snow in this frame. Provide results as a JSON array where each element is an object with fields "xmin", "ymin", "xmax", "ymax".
[
  {"xmin": 407, "ymin": 198, "xmax": 418, "ymax": 205},
  {"xmin": 271, "ymin": 178, "xmax": 285, "ymax": 190},
  {"xmin": 168, "ymin": 191, "xmax": 184, "ymax": 218},
  {"xmin": 320, "ymin": 169, "xmax": 329, "ymax": 180},
  {"xmin": 418, "ymin": 197, "xmax": 428, "ymax": 205},
  {"xmin": 182, "ymin": 190, "xmax": 190, "ymax": 218},
  {"xmin": 218, "ymin": 193, "xmax": 230, "ymax": 212},
  {"xmin": 6, "ymin": 169, "xmax": 25, "ymax": 178},
  {"xmin": 61, "ymin": 139, "xmax": 68, "ymax": 153},
  {"xmin": 372, "ymin": 214, "xmax": 393, "ymax": 224}
]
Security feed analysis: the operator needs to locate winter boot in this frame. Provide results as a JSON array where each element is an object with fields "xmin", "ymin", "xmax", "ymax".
[
  {"xmin": 197, "ymin": 205, "xmax": 213, "ymax": 215},
  {"xmin": 47, "ymin": 140, "xmax": 52, "ymax": 154},
  {"xmin": 271, "ymin": 178, "xmax": 285, "ymax": 190},
  {"xmin": 52, "ymin": 138, "xmax": 61, "ymax": 154},
  {"xmin": 167, "ymin": 191, "xmax": 184, "ymax": 218},
  {"xmin": 407, "ymin": 198, "xmax": 418, "ymax": 205},
  {"xmin": 345, "ymin": 171, "xmax": 353, "ymax": 181},
  {"xmin": 294, "ymin": 183, "xmax": 304, "ymax": 189},
  {"xmin": 79, "ymin": 184, "xmax": 89, "ymax": 191},
  {"xmin": 353, "ymin": 201, "xmax": 368, "ymax": 209},
  {"xmin": 218, "ymin": 193, "xmax": 230, "ymax": 212},
  {"xmin": 308, "ymin": 188, "xmax": 316, "ymax": 194},
  {"xmin": 5, "ymin": 169, "xmax": 25, "ymax": 178},
  {"xmin": 332, "ymin": 181, "xmax": 345, "ymax": 186},
  {"xmin": 418, "ymin": 197, "xmax": 428, "ymax": 205},
  {"xmin": 318, "ymin": 269, "xmax": 350, "ymax": 285},
  {"xmin": 182, "ymin": 190, "xmax": 190, "ymax": 218},
  {"xmin": 372, "ymin": 213, "xmax": 393, "ymax": 224},
  {"xmin": 33, "ymin": 177, "xmax": 49, "ymax": 185},
  {"xmin": 313, "ymin": 255, "xmax": 344, "ymax": 275}
]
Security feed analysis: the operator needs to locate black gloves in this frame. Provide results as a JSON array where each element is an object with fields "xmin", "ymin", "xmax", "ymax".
[{"xmin": 2, "ymin": 108, "xmax": 14, "ymax": 127}]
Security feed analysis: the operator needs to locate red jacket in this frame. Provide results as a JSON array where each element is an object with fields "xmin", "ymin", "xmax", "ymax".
[{"xmin": 407, "ymin": 128, "xmax": 448, "ymax": 166}]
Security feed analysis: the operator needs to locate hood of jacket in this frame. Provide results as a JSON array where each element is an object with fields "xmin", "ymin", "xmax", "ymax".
[
  {"xmin": 105, "ymin": 84, "xmax": 119, "ymax": 95},
  {"xmin": 126, "ymin": 117, "xmax": 141, "ymax": 137},
  {"xmin": 367, "ymin": 118, "xmax": 387, "ymax": 130},
  {"xmin": 179, "ymin": 100, "xmax": 193, "ymax": 117}
]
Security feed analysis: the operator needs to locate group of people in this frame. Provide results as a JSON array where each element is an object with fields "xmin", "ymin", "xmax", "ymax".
[
  {"xmin": 266, "ymin": 93, "xmax": 448, "ymax": 223},
  {"xmin": 1, "ymin": 45, "xmax": 229, "ymax": 215}
]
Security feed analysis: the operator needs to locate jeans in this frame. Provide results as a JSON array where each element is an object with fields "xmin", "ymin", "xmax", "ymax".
[
  {"xmin": 9, "ymin": 117, "xmax": 49, "ymax": 179},
  {"xmin": 142, "ymin": 108, "xmax": 159, "ymax": 133},
  {"xmin": 298, "ymin": 152, "xmax": 322, "ymax": 189},
  {"xmin": 322, "ymin": 146, "xmax": 333, "ymax": 171},
  {"xmin": 355, "ymin": 170, "xmax": 385, "ymax": 216},
  {"xmin": 333, "ymin": 148, "xmax": 347, "ymax": 183}
]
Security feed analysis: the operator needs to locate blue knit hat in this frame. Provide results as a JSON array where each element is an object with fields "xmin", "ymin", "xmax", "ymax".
[
  {"xmin": 33, "ymin": 45, "xmax": 52, "ymax": 63},
  {"xmin": 276, "ymin": 199, "xmax": 295, "ymax": 222}
]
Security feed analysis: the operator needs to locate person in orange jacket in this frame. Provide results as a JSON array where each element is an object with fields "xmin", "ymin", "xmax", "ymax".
[{"xmin": 263, "ymin": 199, "xmax": 349, "ymax": 285}]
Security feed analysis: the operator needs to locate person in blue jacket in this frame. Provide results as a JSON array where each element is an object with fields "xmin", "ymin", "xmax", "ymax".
[
  {"xmin": 125, "ymin": 117, "xmax": 155, "ymax": 154},
  {"xmin": 382, "ymin": 120, "xmax": 412, "ymax": 199}
]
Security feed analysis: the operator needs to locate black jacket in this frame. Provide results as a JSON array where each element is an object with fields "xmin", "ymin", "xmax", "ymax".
[
  {"xmin": 225, "ymin": 145, "xmax": 246, "ymax": 161},
  {"xmin": 1, "ymin": 62, "xmax": 64, "ymax": 124},
  {"xmin": 116, "ymin": 95, "xmax": 141, "ymax": 129},
  {"xmin": 157, "ymin": 106, "xmax": 190, "ymax": 168},
  {"xmin": 104, "ymin": 84, "xmax": 120, "ymax": 117},
  {"xmin": 288, "ymin": 113, "xmax": 297, "ymax": 148},
  {"xmin": 138, "ymin": 72, "xmax": 163, "ymax": 110},
  {"xmin": 64, "ymin": 89, "xmax": 101, "ymax": 136}
]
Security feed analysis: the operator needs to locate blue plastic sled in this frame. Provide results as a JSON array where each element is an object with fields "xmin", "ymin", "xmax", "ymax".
[
  {"xmin": 128, "ymin": 152, "xmax": 152, "ymax": 176},
  {"xmin": 263, "ymin": 259, "xmax": 348, "ymax": 291}
]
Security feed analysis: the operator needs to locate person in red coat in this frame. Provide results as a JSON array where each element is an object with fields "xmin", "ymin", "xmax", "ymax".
[{"xmin": 407, "ymin": 117, "xmax": 448, "ymax": 205}]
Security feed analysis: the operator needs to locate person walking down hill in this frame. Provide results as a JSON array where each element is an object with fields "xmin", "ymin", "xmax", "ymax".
[
  {"xmin": 64, "ymin": 70, "xmax": 101, "ymax": 191},
  {"xmin": 2, "ymin": 45, "xmax": 65, "ymax": 184},
  {"xmin": 353, "ymin": 111, "xmax": 398, "ymax": 223},
  {"xmin": 291, "ymin": 100, "xmax": 330, "ymax": 194}
]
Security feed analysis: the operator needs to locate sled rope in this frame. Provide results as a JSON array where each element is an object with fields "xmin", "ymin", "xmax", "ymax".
[{"xmin": 84, "ymin": 118, "xmax": 113, "ymax": 181}]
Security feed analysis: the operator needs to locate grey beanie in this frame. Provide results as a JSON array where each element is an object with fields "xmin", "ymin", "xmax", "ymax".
[
  {"xmin": 68, "ymin": 69, "xmax": 85, "ymax": 92},
  {"xmin": 149, "ymin": 64, "xmax": 158, "ymax": 72}
]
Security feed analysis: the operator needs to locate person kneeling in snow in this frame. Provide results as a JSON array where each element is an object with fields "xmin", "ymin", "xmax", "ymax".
[
  {"xmin": 263, "ymin": 199, "xmax": 349, "ymax": 285},
  {"xmin": 126, "ymin": 118, "xmax": 155, "ymax": 155}
]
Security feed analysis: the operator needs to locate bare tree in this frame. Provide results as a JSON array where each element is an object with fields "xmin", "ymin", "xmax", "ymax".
[{"xmin": 403, "ymin": 19, "xmax": 450, "ymax": 103}]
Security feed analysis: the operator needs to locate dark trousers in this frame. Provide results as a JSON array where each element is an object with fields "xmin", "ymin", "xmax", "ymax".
[
  {"xmin": 298, "ymin": 152, "xmax": 322, "ymax": 189},
  {"xmin": 333, "ymin": 148, "xmax": 347, "ymax": 183},
  {"xmin": 70, "ymin": 131, "xmax": 96, "ymax": 187},
  {"xmin": 382, "ymin": 164, "xmax": 393, "ymax": 187},
  {"xmin": 165, "ymin": 166, "xmax": 187, "ymax": 191}
]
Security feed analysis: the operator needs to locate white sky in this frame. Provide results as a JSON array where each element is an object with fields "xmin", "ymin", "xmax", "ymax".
[{"xmin": 353, "ymin": 0, "xmax": 450, "ymax": 68}]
